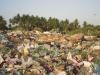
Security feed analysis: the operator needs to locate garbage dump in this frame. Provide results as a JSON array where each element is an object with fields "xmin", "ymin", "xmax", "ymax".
[{"xmin": 0, "ymin": 30, "xmax": 100, "ymax": 75}]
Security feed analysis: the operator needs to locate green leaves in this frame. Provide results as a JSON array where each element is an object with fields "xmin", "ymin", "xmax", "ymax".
[
  {"xmin": 0, "ymin": 16, "xmax": 7, "ymax": 30},
  {"xmin": 0, "ymin": 14, "xmax": 99, "ymax": 37}
]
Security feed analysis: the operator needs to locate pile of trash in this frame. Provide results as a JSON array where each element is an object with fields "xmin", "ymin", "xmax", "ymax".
[{"xmin": 0, "ymin": 30, "xmax": 100, "ymax": 75}]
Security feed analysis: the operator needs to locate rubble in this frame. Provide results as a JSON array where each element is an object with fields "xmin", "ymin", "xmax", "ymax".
[
  {"xmin": 84, "ymin": 36, "xmax": 97, "ymax": 41},
  {"xmin": 0, "ymin": 31, "xmax": 100, "ymax": 75}
]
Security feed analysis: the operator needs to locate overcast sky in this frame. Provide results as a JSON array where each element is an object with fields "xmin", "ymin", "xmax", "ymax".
[{"xmin": 0, "ymin": 0, "xmax": 100, "ymax": 25}]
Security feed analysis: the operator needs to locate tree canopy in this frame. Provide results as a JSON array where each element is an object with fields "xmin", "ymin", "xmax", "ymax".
[
  {"xmin": 0, "ymin": 16, "xmax": 7, "ymax": 30},
  {"xmin": 0, "ymin": 14, "xmax": 100, "ymax": 37}
]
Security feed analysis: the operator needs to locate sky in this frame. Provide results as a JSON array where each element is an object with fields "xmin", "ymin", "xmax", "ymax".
[{"xmin": 0, "ymin": 0, "xmax": 100, "ymax": 25}]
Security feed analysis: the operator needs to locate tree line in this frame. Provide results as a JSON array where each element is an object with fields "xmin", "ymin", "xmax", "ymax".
[{"xmin": 0, "ymin": 14, "xmax": 100, "ymax": 36}]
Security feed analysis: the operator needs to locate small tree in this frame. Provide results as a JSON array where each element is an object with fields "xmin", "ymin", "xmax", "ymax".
[{"xmin": 0, "ymin": 16, "xmax": 7, "ymax": 30}]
